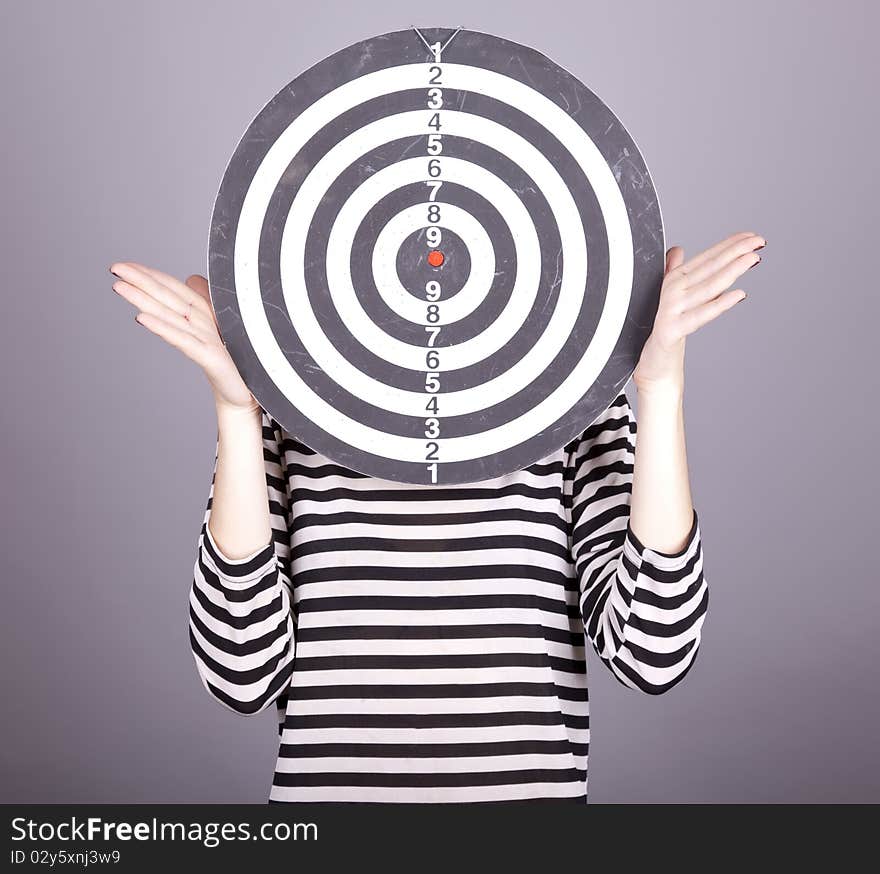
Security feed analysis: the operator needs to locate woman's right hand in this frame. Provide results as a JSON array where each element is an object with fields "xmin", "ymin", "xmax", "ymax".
[{"xmin": 110, "ymin": 261, "xmax": 260, "ymax": 414}]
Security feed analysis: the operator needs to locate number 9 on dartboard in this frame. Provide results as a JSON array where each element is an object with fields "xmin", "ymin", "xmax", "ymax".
[{"xmin": 207, "ymin": 26, "xmax": 664, "ymax": 485}]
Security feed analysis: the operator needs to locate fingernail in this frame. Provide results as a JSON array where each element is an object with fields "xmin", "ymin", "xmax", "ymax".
[
  {"xmin": 756, "ymin": 243, "xmax": 766, "ymax": 251},
  {"xmin": 109, "ymin": 267, "xmax": 119, "ymax": 277},
  {"xmin": 135, "ymin": 316, "xmax": 144, "ymax": 327},
  {"xmin": 748, "ymin": 256, "xmax": 762, "ymax": 269}
]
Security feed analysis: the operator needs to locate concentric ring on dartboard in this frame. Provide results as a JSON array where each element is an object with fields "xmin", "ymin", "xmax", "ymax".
[
  {"xmin": 335, "ymin": 183, "xmax": 517, "ymax": 349},
  {"xmin": 291, "ymin": 116, "xmax": 596, "ymax": 391},
  {"xmin": 287, "ymin": 141, "xmax": 591, "ymax": 386},
  {"xmin": 292, "ymin": 114, "xmax": 563, "ymax": 347},
  {"xmin": 311, "ymin": 135, "xmax": 598, "ymax": 386},
  {"xmin": 349, "ymin": 183, "xmax": 505, "ymax": 333},
  {"xmin": 284, "ymin": 114, "xmax": 601, "ymax": 414},
  {"xmin": 208, "ymin": 28, "xmax": 664, "ymax": 483},
  {"xmin": 370, "ymin": 202, "xmax": 499, "ymax": 331}
]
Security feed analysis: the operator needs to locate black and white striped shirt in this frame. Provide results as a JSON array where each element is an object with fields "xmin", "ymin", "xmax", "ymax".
[{"xmin": 189, "ymin": 388, "xmax": 708, "ymax": 803}]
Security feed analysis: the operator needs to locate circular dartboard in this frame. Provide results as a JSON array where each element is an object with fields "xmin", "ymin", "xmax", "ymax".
[{"xmin": 208, "ymin": 27, "xmax": 664, "ymax": 485}]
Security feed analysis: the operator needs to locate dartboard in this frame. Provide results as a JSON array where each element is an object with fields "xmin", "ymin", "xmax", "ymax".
[{"xmin": 208, "ymin": 27, "xmax": 664, "ymax": 485}]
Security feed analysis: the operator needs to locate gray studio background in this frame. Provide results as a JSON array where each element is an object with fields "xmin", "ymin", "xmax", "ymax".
[{"xmin": 1, "ymin": 0, "xmax": 877, "ymax": 803}]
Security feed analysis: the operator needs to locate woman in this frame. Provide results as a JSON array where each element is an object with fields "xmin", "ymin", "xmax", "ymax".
[{"xmin": 110, "ymin": 230, "xmax": 763, "ymax": 803}]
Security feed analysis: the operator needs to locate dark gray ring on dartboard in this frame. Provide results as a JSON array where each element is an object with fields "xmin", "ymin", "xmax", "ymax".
[{"xmin": 208, "ymin": 26, "xmax": 665, "ymax": 485}]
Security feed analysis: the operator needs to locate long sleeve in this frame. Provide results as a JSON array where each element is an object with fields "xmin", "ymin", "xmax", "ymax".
[
  {"xmin": 564, "ymin": 389, "xmax": 709, "ymax": 695},
  {"xmin": 188, "ymin": 411, "xmax": 296, "ymax": 715}
]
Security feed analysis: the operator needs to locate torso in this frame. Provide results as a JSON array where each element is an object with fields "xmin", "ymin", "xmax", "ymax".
[{"xmin": 270, "ymin": 439, "xmax": 589, "ymax": 803}]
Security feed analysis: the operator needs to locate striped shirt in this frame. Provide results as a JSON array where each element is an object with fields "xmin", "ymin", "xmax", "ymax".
[{"xmin": 188, "ymin": 388, "xmax": 708, "ymax": 803}]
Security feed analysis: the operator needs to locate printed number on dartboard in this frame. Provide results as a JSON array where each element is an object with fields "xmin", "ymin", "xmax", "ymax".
[{"xmin": 424, "ymin": 48, "xmax": 445, "ymax": 482}]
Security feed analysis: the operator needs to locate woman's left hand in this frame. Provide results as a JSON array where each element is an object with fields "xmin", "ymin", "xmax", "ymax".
[{"xmin": 632, "ymin": 231, "xmax": 766, "ymax": 394}]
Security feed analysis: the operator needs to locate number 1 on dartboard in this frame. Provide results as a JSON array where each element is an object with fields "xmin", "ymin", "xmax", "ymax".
[{"xmin": 424, "ymin": 59, "xmax": 444, "ymax": 483}]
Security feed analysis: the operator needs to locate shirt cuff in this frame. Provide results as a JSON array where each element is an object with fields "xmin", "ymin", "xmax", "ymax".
[{"xmin": 202, "ymin": 522, "xmax": 277, "ymax": 579}]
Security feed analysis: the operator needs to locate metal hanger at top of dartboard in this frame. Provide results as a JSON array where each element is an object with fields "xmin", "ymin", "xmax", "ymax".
[{"xmin": 411, "ymin": 25, "xmax": 465, "ymax": 60}]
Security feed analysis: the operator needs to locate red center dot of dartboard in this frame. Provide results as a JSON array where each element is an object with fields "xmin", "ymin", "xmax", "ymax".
[{"xmin": 427, "ymin": 250, "xmax": 445, "ymax": 268}]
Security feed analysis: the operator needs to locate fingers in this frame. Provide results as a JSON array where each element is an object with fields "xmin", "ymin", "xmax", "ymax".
[
  {"xmin": 678, "ymin": 231, "xmax": 756, "ymax": 275},
  {"xmin": 671, "ymin": 231, "xmax": 761, "ymax": 283},
  {"xmin": 683, "ymin": 249, "xmax": 760, "ymax": 307},
  {"xmin": 111, "ymin": 262, "xmax": 188, "ymax": 316},
  {"xmin": 135, "ymin": 310, "xmax": 212, "ymax": 366},
  {"xmin": 681, "ymin": 233, "xmax": 763, "ymax": 286},
  {"xmin": 681, "ymin": 288, "xmax": 746, "ymax": 335},
  {"xmin": 110, "ymin": 261, "xmax": 218, "ymax": 339},
  {"xmin": 654, "ymin": 231, "xmax": 763, "ymax": 342},
  {"xmin": 111, "ymin": 261, "xmax": 212, "ymax": 322},
  {"xmin": 113, "ymin": 278, "xmax": 216, "ymax": 343},
  {"xmin": 138, "ymin": 266, "xmax": 215, "ymax": 326},
  {"xmin": 127, "ymin": 262, "xmax": 205, "ymax": 305}
]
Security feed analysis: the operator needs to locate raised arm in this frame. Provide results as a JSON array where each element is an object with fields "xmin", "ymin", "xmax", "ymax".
[
  {"xmin": 565, "ymin": 230, "xmax": 764, "ymax": 693},
  {"xmin": 108, "ymin": 262, "xmax": 296, "ymax": 714},
  {"xmin": 566, "ymin": 391, "xmax": 707, "ymax": 694}
]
